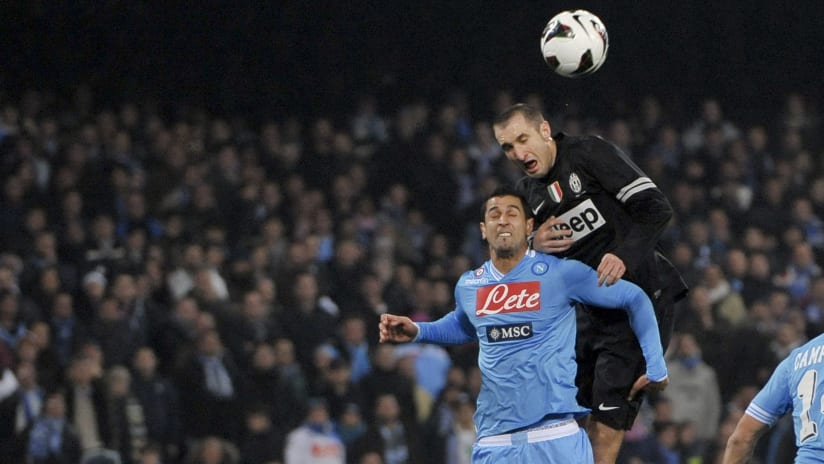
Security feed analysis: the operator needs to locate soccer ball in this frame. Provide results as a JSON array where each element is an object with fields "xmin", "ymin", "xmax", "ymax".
[{"xmin": 540, "ymin": 9, "xmax": 609, "ymax": 78}]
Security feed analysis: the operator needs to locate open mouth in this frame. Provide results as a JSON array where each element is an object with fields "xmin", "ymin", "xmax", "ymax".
[{"xmin": 524, "ymin": 160, "xmax": 538, "ymax": 172}]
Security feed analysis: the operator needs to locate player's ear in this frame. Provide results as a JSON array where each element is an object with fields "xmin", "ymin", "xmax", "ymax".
[
  {"xmin": 540, "ymin": 121, "xmax": 552, "ymax": 141},
  {"xmin": 479, "ymin": 222, "xmax": 487, "ymax": 241},
  {"xmin": 526, "ymin": 217, "xmax": 534, "ymax": 235}
]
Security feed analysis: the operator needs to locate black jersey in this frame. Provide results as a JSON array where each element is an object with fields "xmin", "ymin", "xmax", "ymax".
[{"xmin": 516, "ymin": 133, "xmax": 687, "ymax": 301}]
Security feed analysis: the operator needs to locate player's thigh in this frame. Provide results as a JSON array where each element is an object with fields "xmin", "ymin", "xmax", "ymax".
[
  {"xmin": 472, "ymin": 429, "xmax": 594, "ymax": 464},
  {"xmin": 574, "ymin": 304, "xmax": 598, "ymax": 407},
  {"xmin": 589, "ymin": 331, "xmax": 646, "ymax": 430}
]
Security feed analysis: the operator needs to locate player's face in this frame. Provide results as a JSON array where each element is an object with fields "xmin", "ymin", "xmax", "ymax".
[
  {"xmin": 494, "ymin": 113, "xmax": 555, "ymax": 178},
  {"xmin": 480, "ymin": 195, "xmax": 533, "ymax": 258}
]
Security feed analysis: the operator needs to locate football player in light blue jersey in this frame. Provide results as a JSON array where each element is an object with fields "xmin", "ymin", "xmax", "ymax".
[
  {"xmin": 379, "ymin": 187, "xmax": 668, "ymax": 464},
  {"xmin": 724, "ymin": 332, "xmax": 824, "ymax": 463}
]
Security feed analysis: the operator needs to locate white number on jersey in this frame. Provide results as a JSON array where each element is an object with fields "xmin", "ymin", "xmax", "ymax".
[{"xmin": 798, "ymin": 369, "xmax": 822, "ymax": 442}]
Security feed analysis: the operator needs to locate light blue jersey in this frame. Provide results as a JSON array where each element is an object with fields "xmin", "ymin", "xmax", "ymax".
[
  {"xmin": 415, "ymin": 250, "xmax": 667, "ymax": 439},
  {"xmin": 747, "ymin": 333, "xmax": 824, "ymax": 463}
]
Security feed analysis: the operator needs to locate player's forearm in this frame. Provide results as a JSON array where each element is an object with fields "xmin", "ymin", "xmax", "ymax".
[
  {"xmin": 722, "ymin": 430, "xmax": 758, "ymax": 464},
  {"xmin": 624, "ymin": 290, "xmax": 667, "ymax": 381},
  {"xmin": 571, "ymin": 267, "xmax": 667, "ymax": 380},
  {"xmin": 415, "ymin": 311, "xmax": 475, "ymax": 345},
  {"xmin": 723, "ymin": 411, "xmax": 771, "ymax": 464}
]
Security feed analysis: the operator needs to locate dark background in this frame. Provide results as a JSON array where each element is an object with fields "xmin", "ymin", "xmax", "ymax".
[{"xmin": 3, "ymin": 1, "xmax": 822, "ymax": 122}]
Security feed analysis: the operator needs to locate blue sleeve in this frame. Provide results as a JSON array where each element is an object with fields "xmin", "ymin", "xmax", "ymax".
[
  {"xmin": 747, "ymin": 357, "xmax": 793, "ymax": 426},
  {"xmin": 559, "ymin": 259, "xmax": 667, "ymax": 381},
  {"xmin": 415, "ymin": 309, "xmax": 476, "ymax": 345}
]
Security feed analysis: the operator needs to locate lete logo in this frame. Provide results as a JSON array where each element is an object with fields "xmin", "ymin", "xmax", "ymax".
[{"xmin": 475, "ymin": 282, "xmax": 541, "ymax": 316}]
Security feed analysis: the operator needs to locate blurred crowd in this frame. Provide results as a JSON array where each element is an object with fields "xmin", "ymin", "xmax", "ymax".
[{"xmin": 0, "ymin": 83, "xmax": 821, "ymax": 464}]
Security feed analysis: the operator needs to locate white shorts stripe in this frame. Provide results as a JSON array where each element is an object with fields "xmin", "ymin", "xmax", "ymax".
[{"xmin": 476, "ymin": 419, "xmax": 579, "ymax": 447}]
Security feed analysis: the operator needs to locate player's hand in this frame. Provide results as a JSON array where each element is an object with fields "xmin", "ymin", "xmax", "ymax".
[
  {"xmin": 379, "ymin": 314, "xmax": 419, "ymax": 343},
  {"xmin": 597, "ymin": 253, "xmax": 626, "ymax": 286},
  {"xmin": 628, "ymin": 374, "xmax": 669, "ymax": 401},
  {"xmin": 532, "ymin": 217, "xmax": 575, "ymax": 254}
]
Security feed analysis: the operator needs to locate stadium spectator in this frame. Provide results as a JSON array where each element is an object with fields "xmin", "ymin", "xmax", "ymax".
[
  {"xmin": 22, "ymin": 391, "xmax": 82, "ymax": 464},
  {"xmin": 185, "ymin": 435, "xmax": 240, "ymax": 464},
  {"xmin": 272, "ymin": 337, "xmax": 309, "ymax": 416},
  {"xmin": 280, "ymin": 271, "xmax": 340, "ymax": 375},
  {"xmin": 336, "ymin": 402, "xmax": 368, "ymax": 462},
  {"xmin": 395, "ymin": 353, "xmax": 434, "ymax": 425},
  {"xmin": 176, "ymin": 329, "xmax": 242, "ymax": 442},
  {"xmin": 314, "ymin": 357, "xmax": 366, "ymax": 425},
  {"xmin": 284, "ymin": 398, "xmax": 345, "ymax": 464},
  {"xmin": 444, "ymin": 392, "xmax": 475, "ymax": 464},
  {"xmin": 131, "ymin": 346, "xmax": 182, "ymax": 462},
  {"xmin": 64, "ymin": 355, "xmax": 110, "ymax": 453},
  {"xmin": 701, "ymin": 264, "xmax": 747, "ymax": 328},
  {"xmin": 354, "ymin": 393, "xmax": 422, "ymax": 464},
  {"xmin": 323, "ymin": 238, "xmax": 369, "ymax": 315},
  {"xmin": 774, "ymin": 241, "xmax": 822, "ymax": 304},
  {"xmin": 102, "ymin": 365, "xmax": 147, "ymax": 464},
  {"xmin": 334, "ymin": 314, "xmax": 372, "ymax": 384},
  {"xmin": 422, "ymin": 381, "xmax": 470, "ymax": 463},
  {"xmin": 221, "ymin": 289, "xmax": 283, "ymax": 367},
  {"xmin": 741, "ymin": 251, "xmax": 780, "ymax": 305},
  {"xmin": 152, "ymin": 297, "xmax": 201, "ymax": 376},
  {"xmin": 241, "ymin": 342, "xmax": 303, "ymax": 434},
  {"xmin": 238, "ymin": 406, "xmax": 284, "ymax": 464},
  {"xmin": 89, "ymin": 296, "xmax": 140, "ymax": 369},
  {"xmin": 357, "ymin": 344, "xmax": 416, "ymax": 425},
  {"xmin": 0, "ymin": 360, "xmax": 43, "ymax": 457},
  {"xmin": 660, "ymin": 333, "xmax": 722, "ymax": 444},
  {"xmin": 682, "ymin": 98, "xmax": 740, "ymax": 155}
]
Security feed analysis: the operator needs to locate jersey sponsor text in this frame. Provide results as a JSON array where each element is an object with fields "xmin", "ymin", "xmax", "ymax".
[
  {"xmin": 551, "ymin": 199, "xmax": 606, "ymax": 242},
  {"xmin": 476, "ymin": 282, "xmax": 541, "ymax": 316},
  {"xmin": 486, "ymin": 322, "xmax": 533, "ymax": 342}
]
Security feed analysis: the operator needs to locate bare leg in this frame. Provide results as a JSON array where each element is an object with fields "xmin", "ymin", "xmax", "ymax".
[{"xmin": 586, "ymin": 419, "xmax": 625, "ymax": 464}]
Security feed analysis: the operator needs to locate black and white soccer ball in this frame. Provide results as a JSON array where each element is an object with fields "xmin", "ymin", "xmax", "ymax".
[{"xmin": 540, "ymin": 9, "xmax": 609, "ymax": 78}]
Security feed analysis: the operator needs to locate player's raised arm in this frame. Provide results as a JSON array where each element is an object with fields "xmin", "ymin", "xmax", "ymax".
[{"xmin": 560, "ymin": 258, "xmax": 667, "ymax": 383}]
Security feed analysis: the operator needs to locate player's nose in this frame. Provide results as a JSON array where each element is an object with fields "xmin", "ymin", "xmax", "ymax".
[{"xmin": 512, "ymin": 145, "xmax": 528, "ymax": 160}]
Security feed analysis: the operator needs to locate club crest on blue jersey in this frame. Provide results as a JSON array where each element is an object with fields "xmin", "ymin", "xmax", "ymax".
[
  {"xmin": 532, "ymin": 262, "xmax": 548, "ymax": 275},
  {"xmin": 474, "ymin": 267, "xmax": 485, "ymax": 277},
  {"xmin": 486, "ymin": 322, "xmax": 533, "ymax": 342}
]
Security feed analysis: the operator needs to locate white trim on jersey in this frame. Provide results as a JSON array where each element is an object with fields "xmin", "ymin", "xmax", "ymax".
[
  {"xmin": 616, "ymin": 177, "xmax": 657, "ymax": 203},
  {"xmin": 745, "ymin": 403, "xmax": 779, "ymax": 426}
]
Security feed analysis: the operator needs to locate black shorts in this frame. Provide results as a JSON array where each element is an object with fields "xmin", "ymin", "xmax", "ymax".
[{"xmin": 574, "ymin": 291, "xmax": 680, "ymax": 430}]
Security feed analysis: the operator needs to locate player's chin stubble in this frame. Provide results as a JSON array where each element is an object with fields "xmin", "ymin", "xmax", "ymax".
[{"xmin": 493, "ymin": 244, "xmax": 518, "ymax": 259}]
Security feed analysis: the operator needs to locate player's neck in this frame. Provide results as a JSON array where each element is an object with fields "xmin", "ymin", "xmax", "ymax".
[{"xmin": 490, "ymin": 248, "xmax": 528, "ymax": 275}]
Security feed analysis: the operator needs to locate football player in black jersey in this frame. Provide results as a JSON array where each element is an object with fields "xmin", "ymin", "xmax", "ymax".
[{"xmin": 493, "ymin": 103, "xmax": 688, "ymax": 464}]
